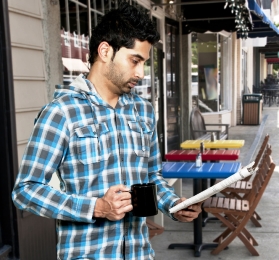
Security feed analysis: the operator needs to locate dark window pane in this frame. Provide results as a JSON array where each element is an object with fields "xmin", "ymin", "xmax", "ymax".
[{"xmin": 60, "ymin": 0, "xmax": 67, "ymax": 30}]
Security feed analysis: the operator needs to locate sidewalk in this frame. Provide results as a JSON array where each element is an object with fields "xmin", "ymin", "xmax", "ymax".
[{"xmin": 151, "ymin": 107, "xmax": 279, "ymax": 259}]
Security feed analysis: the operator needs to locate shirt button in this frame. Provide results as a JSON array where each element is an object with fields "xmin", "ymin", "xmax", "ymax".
[{"xmin": 124, "ymin": 181, "xmax": 127, "ymax": 185}]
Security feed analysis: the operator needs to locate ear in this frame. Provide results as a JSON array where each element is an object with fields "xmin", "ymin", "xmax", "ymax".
[{"xmin": 98, "ymin": 41, "xmax": 112, "ymax": 62}]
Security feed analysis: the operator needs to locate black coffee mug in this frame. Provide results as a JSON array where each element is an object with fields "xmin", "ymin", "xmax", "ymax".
[{"xmin": 130, "ymin": 183, "xmax": 158, "ymax": 217}]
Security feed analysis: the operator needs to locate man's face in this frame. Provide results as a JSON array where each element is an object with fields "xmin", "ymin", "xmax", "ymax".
[{"xmin": 104, "ymin": 40, "xmax": 151, "ymax": 95}]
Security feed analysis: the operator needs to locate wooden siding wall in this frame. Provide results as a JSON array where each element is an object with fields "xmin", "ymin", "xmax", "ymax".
[
  {"xmin": 8, "ymin": 0, "xmax": 48, "ymax": 164},
  {"xmin": 8, "ymin": 0, "xmax": 56, "ymax": 259}
]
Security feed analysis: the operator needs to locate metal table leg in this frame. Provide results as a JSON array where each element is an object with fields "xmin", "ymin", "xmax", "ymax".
[{"xmin": 168, "ymin": 179, "xmax": 218, "ymax": 257}]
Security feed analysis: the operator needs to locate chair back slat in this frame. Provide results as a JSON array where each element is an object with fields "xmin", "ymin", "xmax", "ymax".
[
  {"xmin": 190, "ymin": 107, "xmax": 207, "ymax": 139},
  {"xmin": 253, "ymin": 134, "xmax": 269, "ymax": 168},
  {"xmin": 203, "ymin": 153, "xmax": 276, "ymax": 256},
  {"xmin": 249, "ymin": 155, "xmax": 275, "ymax": 211},
  {"xmin": 251, "ymin": 145, "xmax": 272, "ymax": 185}
]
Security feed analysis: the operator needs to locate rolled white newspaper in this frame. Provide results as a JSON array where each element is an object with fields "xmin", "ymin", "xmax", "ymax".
[{"xmin": 169, "ymin": 162, "xmax": 257, "ymax": 214}]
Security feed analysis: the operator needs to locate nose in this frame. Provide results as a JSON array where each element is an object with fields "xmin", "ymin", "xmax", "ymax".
[{"xmin": 135, "ymin": 64, "xmax": 144, "ymax": 79}]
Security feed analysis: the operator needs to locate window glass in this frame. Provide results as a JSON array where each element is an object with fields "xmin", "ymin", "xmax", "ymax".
[
  {"xmin": 91, "ymin": 0, "xmax": 104, "ymax": 13},
  {"xmin": 60, "ymin": 0, "xmax": 90, "ymax": 85},
  {"xmin": 60, "ymin": 0, "xmax": 67, "ymax": 30},
  {"xmin": 91, "ymin": 13, "xmax": 103, "ymax": 29},
  {"xmin": 68, "ymin": 1, "xmax": 78, "ymax": 32},
  {"xmin": 79, "ymin": 5, "xmax": 89, "ymax": 35},
  {"xmin": 165, "ymin": 21, "xmax": 180, "ymax": 151},
  {"xmin": 78, "ymin": 0, "xmax": 87, "ymax": 5},
  {"xmin": 219, "ymin": 34, "xmax": 232, "ymax": 111},
  {"xmin": 192, "ymin": 33, "xmax": 218, "ymax": 112}
]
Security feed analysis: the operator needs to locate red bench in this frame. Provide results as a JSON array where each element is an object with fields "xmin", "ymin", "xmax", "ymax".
[{"xmin": 165, "ymin": 149, "xmax": 240, "ymax": 161}]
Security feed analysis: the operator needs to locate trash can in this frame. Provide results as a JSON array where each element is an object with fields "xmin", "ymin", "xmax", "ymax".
[{"xmin": 242, "ymin": 94, "xmax": 263, "ymax": 125}]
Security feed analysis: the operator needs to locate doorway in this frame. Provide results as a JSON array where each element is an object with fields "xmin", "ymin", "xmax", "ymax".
[
  {"xmin": 154, "ymin": 42, "xmax": 165, "ymax": 158},
  {"xmin": 0, "ymin": 0, "xmax": 19, "ymax": 258},
  {"xmin": 165, "ymin": 19, "xmax": 180, "ymax": 152}
]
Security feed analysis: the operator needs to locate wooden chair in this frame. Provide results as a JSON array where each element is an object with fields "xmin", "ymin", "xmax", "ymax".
[
  {"xmin": 203, "ymin": 154, "xmax": 276, "ymax": 256},
  {"xmin": 220, "ymin": 134, "xmax": 269, "ymax": 188},
  {"xmin": 219, "ymin": 134, "xmax": 270, "ymax": 227},
  {"xmin": 190, "ymin": 107, "xmax": 229, "ymax": 140},
  {"xmin": 146, "ymin": 219, "xmax": 164, "ymax": 239}
]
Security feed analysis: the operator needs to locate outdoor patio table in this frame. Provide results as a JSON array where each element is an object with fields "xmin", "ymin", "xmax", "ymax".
[
  {"xmin": 180, "ymin": 140, "xmax": 245, "ymax": 149},
  {"xmin": 162, "ymin": 161, "xmax": 241, "ymax": 257},
  {"xmin": 165, "ymin": 149, "xmax": 240, "ymax": 161},
  {"xmin": 165, "ymin": 149, "xmax": 241, "ymax": 224},
  {"xmin": 262, "ymin": 88, "xmax": 279, "ymax": 107}
]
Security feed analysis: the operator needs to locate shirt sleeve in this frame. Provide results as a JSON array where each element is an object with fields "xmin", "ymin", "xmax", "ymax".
[
  {"xmin": 147, "ymin": 107, "xmax": 180, "ymax": 220},
  {"xmin": 11, "ymin": 103, "xmax": 97, "ymax": 223}
]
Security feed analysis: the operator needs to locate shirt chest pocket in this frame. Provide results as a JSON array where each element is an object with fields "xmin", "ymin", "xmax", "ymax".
[
  {"xmin": 74, "ymin": 123, "xmax": 111, "ymax": 164},
  {"xmin": 128, "ymin": 121, "xmax": 153, "ymax": 157}
]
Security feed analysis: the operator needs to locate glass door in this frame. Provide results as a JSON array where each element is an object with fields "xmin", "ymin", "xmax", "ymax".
[
  {"xmin": 132, "ymin": 41, "xmax": 165, "ymax": 157},
  {"xmin": 154, "ymin": 42, "xmax": 165, "ymax": 157},
  {"xmin": 165, "ymin": 19, "xmax": 180, "ymax": 152}
]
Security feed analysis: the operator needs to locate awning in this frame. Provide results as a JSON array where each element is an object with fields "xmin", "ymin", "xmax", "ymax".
[
  {"xmin": 242, "ymin": 0, "xmax": 279, "ymax": 38},
  {"xmin": 264, "ymin": 52, "xmax": 279, "ymax": 58},
  {"xmin": 266, "ymin": 58, "xmax": 279, "ymax": 64},
  {"xmin": 181, "ymin": 0, "xmax": 252, "ymax": 37},
  {"xmin": 62, "ymin": 57, "xmax": 89, "ymax": 73},
  {"xmin": 258, "ymin": 38, "xmax": 279, "ymax": 54}
]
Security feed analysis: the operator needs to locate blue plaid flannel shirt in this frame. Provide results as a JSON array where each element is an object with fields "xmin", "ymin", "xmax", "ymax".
[{"xmin": 12, "ymin": 74, "xmax": 180, "ymax": 259}]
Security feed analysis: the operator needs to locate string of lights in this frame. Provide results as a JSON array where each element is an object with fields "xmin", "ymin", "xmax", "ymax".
[
  {"xmin": 151, "ymin": 0, "xmax": 252, "ymax": 38},
  {"xmin": 224, "ymin": 0, "xmax": 252, "ymax": 38}
]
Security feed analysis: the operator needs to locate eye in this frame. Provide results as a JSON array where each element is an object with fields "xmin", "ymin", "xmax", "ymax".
[{"xmin": 132, "ymin": 59, "xmax": 140, "ymax": 65}]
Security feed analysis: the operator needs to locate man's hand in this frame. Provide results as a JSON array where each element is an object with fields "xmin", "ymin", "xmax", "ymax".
[
  {"xmin": 173, "ymin": 197, "xmax": 202, "ymax": 222},
  {"xmin": 94, "ymin": 184, "xmax": 133, "ymax": 221}
]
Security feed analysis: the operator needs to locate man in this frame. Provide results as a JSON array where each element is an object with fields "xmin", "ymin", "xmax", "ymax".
[{"xmin": 12, "ymin": 2, "xmax": 202, "ymax": 259}]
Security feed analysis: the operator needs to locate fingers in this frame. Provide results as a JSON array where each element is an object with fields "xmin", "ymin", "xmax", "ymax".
[
  {"xmin": 173, "ymin": 199, "xmax": 203, "ymax": 222},
  {"xmin": 97, "ymin": 184, "xmax": 133, "ymax": 221},
  {"xmin": 109, "ymin": 184, "xmax": 130, "ymax": 193},
  {"xmin": 188, "ymin": 202, "xmax": 203, "ymax": 213},
  {"xmin": 112, "ymin": 196, "xmax": 132, "ymax": 210},
  {"xmin": 174, "ymin": 209, "xmax": 199, "ymax": 222},
  {"xmin": 105, "ymin": 185, "xmax": 131, "ymax": 202},
  {"xmin": 174, "ymin": 197, "xmax": 186, "ymax": 205}
]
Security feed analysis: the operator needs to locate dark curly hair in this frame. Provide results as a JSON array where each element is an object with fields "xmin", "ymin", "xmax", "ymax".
[{"xmin": 88, "ymin": 2, "xmax": 160, "ymax": 65}]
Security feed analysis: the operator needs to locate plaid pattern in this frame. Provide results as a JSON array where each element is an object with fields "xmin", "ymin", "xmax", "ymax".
[{"xmin": 12, "ymin": 75, "xmax": 179, "ymax": 259}]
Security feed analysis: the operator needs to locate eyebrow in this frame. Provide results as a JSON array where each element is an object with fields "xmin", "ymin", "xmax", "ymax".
[{"xmin": 130, "ymin": 54, "xmax": 147, "ymax": 61}]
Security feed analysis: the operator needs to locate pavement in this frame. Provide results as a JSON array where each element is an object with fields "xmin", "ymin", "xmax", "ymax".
[{"xmin": 151, "ymin": 105, "xmax": 279, "ymax": 260}]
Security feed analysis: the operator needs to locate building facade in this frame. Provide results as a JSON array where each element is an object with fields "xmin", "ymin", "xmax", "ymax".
[{"xmin": 1, "ymin": 0, "xmax": 278, "ymax": 259}]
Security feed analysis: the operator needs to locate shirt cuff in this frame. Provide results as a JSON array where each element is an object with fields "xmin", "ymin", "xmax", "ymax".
[
  {"xmin": 75, "ymin": 196, "xmax": 97, "ymax": 223},
  {"xmin": 169, "ymin": 198, "xmax": 180, "ymax": 221}
]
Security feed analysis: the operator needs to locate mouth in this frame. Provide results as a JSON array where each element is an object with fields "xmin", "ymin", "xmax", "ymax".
[{"xmin": 128, "ymin": 81, "xmax": 138, "ymax": 88}]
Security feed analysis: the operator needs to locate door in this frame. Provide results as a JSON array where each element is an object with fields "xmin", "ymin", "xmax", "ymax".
[
  {"xmin": 165, "ymin": 19, "xmax": 180, "ymax": 152},
  {"xmin": 133, "ymin": 42, "xmax": 166, "ymax": 158},
  {"xmin": 1, "ymin": 0, "xmax": 57, "ymax": 259},
  {"xmin": 154, "ymin": 42, "xmax": 165, "ymax": 158},
  {"xmin": 0, "ymin": 1, "xmax": 19, "ymax": 258}
]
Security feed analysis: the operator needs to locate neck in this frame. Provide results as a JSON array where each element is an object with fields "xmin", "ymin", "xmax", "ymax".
[{"xmin": 87, "ymin": 67, "xmax": 119, "ymax": 108}]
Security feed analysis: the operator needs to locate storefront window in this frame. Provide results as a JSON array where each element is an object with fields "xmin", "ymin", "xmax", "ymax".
[
  {"xmin": 219, "ymin": 34, "xmax": 232, "ymax": 111},
  {"xmin": 165, "ymin": 20, "xmax": 180, "ymax": 151},
  {"xmin": 59, "ymin": 0, "xmax": 119, "ymax": 85},
  {"xmin": 242, "ymin": 49, "xmax": 248, "ymax": 93},
  {"xmin": 191, "ymin": 33, "xmax": 232, "ymax": 112}
]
